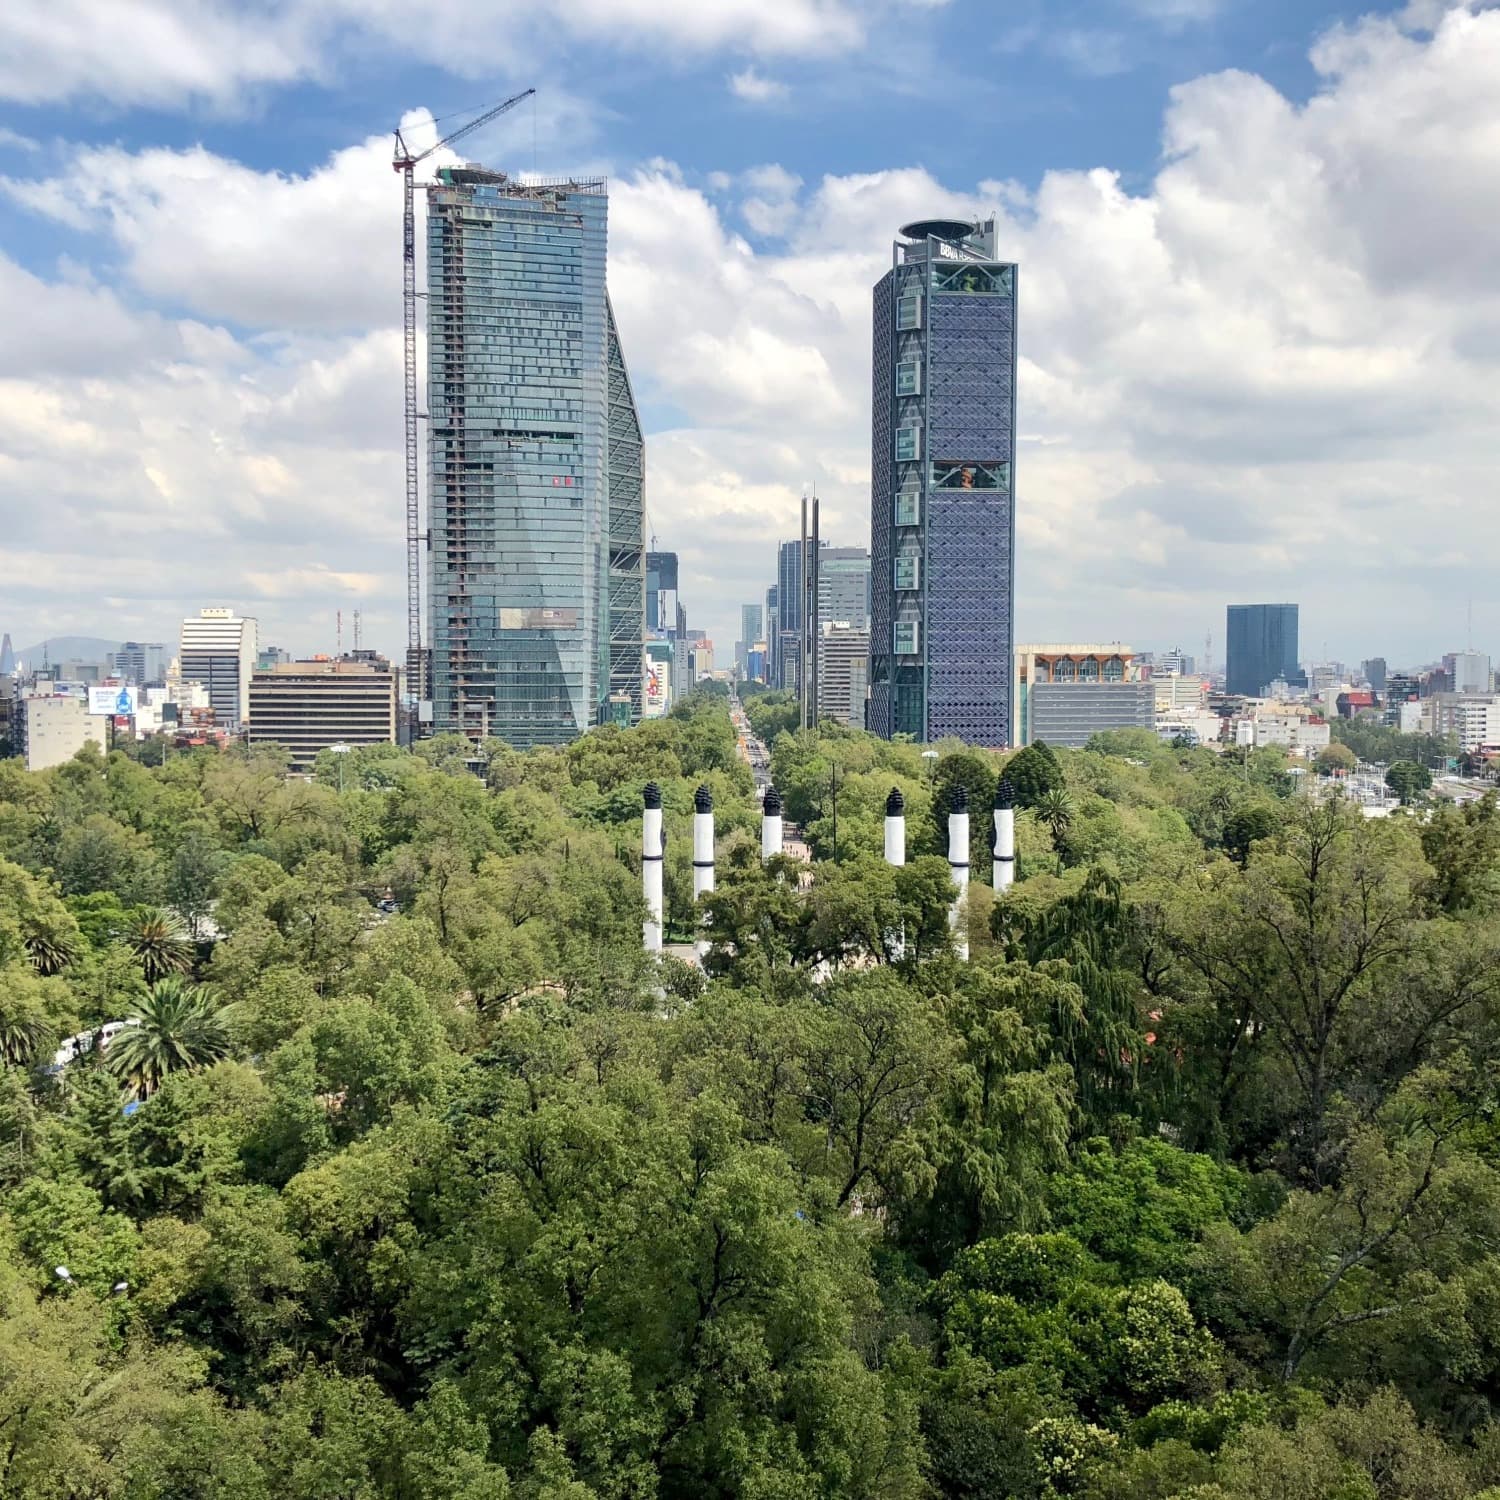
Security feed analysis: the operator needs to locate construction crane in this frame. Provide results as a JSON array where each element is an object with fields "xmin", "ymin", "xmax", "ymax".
[{"xmin": 393, "ymin": 87, "xmax": 535, "ymax": 703}]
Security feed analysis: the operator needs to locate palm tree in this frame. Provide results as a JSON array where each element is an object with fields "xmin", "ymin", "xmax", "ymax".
[
  {"xmin": 123, "ymin": 907, "xmax": 193, "ymax": 982},
  {"xmin": 1035, "ymin": 787, "xmax": 1075, "ymax": 847},
  {"xmin": 106, "ymin": 978, "xmax": 232, "ymax": 1098},
  {"xmin": 0, "ymin": 1011, "xmax": 53, "ymax": 1068},
  {"xmin": 23, "ymin": 926, "xmax": 78, "ymax": 977}
]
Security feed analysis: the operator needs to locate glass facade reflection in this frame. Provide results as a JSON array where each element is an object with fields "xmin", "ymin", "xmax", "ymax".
[{"xmin": 426, "ymin": 168, "xmax": 643, "ymax": 745}]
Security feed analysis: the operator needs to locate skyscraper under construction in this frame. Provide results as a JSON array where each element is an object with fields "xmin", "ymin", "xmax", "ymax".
[{"xmin": 426, "ymin": 167, "xmax": 644, "ymax": 744}]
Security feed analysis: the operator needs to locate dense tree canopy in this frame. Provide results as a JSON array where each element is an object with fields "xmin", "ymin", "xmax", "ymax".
[{"xmin": 2, "ymin": 694, "xmax": 1499, "ymax": 1497}]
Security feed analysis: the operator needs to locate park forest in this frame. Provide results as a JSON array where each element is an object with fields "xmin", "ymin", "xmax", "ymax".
[{"xmin": 3, "ymin": 684, "xmax": 1500, "ymax": 1500}]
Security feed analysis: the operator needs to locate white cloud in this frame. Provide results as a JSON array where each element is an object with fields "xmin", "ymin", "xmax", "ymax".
[
  {"xmin": 0, "ymin": 0, "xmax": 864, "ymax": 108},
  {"xmin": 0, "ymin": 0, "xmax": 315, "ymax": 109},
  {"xmin": 729, "ymin": 67, "xmax": 792, "ymax": 104},
  {"xmin": 739, "ymin": 164, "xmax": 805, "ymax": 235},
  {"xmin": 7, "ymin": 4, "xmax": 1500, "ymax": 667}
]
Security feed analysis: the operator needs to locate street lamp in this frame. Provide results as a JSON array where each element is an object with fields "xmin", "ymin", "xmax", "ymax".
[{"xmin": 330, "ymin": 741, "xmax": 350, "ymax": 793}]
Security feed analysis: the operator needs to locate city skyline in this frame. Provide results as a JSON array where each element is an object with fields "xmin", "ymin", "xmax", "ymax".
[{"xmin": 2, "ymin": 3, "xmax": 1500, "ymax": 668}]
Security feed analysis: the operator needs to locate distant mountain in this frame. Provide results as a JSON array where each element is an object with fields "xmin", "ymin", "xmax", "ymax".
[{"xmin": 15, "ymin": 636, "xmax": 122, "ymax": 668}]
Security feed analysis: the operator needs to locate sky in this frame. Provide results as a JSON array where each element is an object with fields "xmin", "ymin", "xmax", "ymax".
[{"xmin": 2, "ymin": 0, "xmax": 1498, "ymax": 673}]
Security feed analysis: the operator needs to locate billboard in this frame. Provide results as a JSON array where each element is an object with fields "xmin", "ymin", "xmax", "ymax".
[
  {"xmin": 89, "ymin": 685, "xmax": 136, "ymax": 717},
  {"xmin": 643, "ymin": 654, "xmax": 668, "ymax": 718}
]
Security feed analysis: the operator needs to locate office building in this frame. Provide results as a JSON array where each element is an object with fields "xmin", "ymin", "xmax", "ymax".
[
  {"xmin": 1362, "ymin": 657, "xmax": 1388, "ymax": 692},
  {"xmin": 870, "ymin": 217, "xmax": 1017, "ymax": 744},
  {"xmin": 108, "ymin": 642, "xmax": 168, "ymax": 685},
  {"xmin": 1246, "ymin": 714, "xmax": 1332, "ymax": 755},
  {"xmin": 737, "ymin": 604, "xmax": 763, "ymax": 681},
  {"xmin": 1154, "ymin": 672, "xmax": 1207, "ymax": 711},
  {"xmin": 179, "ymin": 608, "xmax": 257, "ymax": 727},
  {"xmin": 0, "ymin": 634, "xmax": 13, "ymax": 676},
  {"xmin": 22, "ymin": 694, "xmax": 108, "ymax": 771},
  {"xmin": 775, "ymin": 539, "xmax": 808, "ymax": 691},
  {"xmin": 258, "ymin": 646, "xmax": 294, "ymax": 671},
  {"xmin": 1225, "ymin": 604, "xmax": 1299, "ymax": 698},
  {"xmin": 646, "ymin": 552, "xmax": 679, "ymax": 636},
  {"xmin": 247, "ymin": 656, "xmax": 398, "ymax": 772},
  {"xmin": 819, "ymin": 547, "xmax": 871, "ymax": 633},
  {"xmin": 427, "ymin": 167, "xmax": 644, "ymax": 745},
  {"xmin": 818, "ymin": 623, "xmax": 870, "ymax": 727},
  {"xmin": 1013, "ymin": 644, "xmax": 1152, "ymax": 749},
  {"xmin": 688, "ymin": 640, "xmax": 714, "ymax": 681},
  {"xmin": 1447, "ymin": 651, "xmax": 1491, "ymax": 695},
  {"xmin": 747, "ymin": 641, "xmax": 768, "ymax": 684},
  {"xmin": 642, "ymin": 639, "xmax": 672, "ymax": 718},
  {"xmin": 1429, "ymin": 694, "xmax": 1500, "ymax": 751},
  {"xmin": 765, "ymin": 585, "xmax": 779, "ymax": 685},
  {"xmin": 0, "ymin": 675, "xmax": 16, "ymax": 757}
]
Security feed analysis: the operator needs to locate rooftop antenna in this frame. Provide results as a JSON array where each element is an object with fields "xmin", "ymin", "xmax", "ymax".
[
  {"xmin": 353, "ymin": 610, "xmax": 363, "ymax": 652},
  {"xmin": 337, "ymin": 609, "xmax": 343, "ymax": 657}
]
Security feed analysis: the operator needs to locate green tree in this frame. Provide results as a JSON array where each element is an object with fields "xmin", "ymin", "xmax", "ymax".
[
  {"xmin": 1005, "ymin": 742, "xmax": 1065, "ymax": 809},
  {"xmin": 0, "ymin": 857, "xmax": 82, "ymax": 975},
  {"xmin": 931, "ymin": 751, "xmax": 997, "ymax": 874},
  {"xmin": 1386, "ymin": 760, "xmax": 1433, "ymax": 805},
  {"xmin": 1419, "ymin": 792, "xmax": 1500, "ymax": 914},
  {"xmin": 1221, "ymin": 801, "xmax": 1279, "ymax": 867},
  {"xmin": 107, "ymin": 977, "xmax": 234, "ymax": 1097},
  {"xmin": 1034, "ymin": 787, "xmax": 1075, "ymax": 854},
  {"xmin": 1315, "ymin": 742, "xmax": 1358, "ymax": 776},
  {"xmin": 123, "ymin": 905, "xmax": 194, "ymax": 981}
]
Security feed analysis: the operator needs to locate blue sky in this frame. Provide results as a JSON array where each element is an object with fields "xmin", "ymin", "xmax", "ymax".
[{"xmin": 2, "ymin": 0, "xmax": 1496, "ymax": 672}]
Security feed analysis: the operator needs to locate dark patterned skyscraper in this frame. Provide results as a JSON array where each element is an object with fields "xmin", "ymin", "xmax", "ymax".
[{"xmin": 869, "ymin": 218, "xmax": 1016, "ymax": 745}]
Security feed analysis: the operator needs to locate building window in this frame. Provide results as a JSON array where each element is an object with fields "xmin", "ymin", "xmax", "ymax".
[
  {"xmin": 1103, "ymin": 656, "xmax": 1124, "ymax": 682},
  {"xmin": 895, "ymin": 490, "xmax": 920, "ymax": 527},
  {"xmin": 1079, "ymin": 656, "xmax": 1100, "ymax": 682},
  {"xmin": 895, "ymin": 425, "xmax": 921, "ymax": 463},
  {"xmin": 1054, "ymin": 658, "xmax": 1077, "ymax": 683},
  {"xmin": 894, "ymin": 555, "xmax": 919, "ymax": 591},
  {"xmin": 896, "ymin": 294, "xmax": 922, "ymax": 331},
  {"xmin": 895, "ymin": 621, "xmax": 920, "ymax": 656},
  {"xmin": 895, "ymin": 360, "xmax": 921, "ymax": 396},
  {"xmin": 932, "ymin": 262, "xmax": 1013, "ymax": 296},
  {"xmin": 931, "ymin": 461, "xmax": 1009, "ymax": 491}
]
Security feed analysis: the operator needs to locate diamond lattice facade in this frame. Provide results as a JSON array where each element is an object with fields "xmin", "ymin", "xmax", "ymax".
[{"xmin": 869, "ymin": 218, "xmax": 1016, "ymax": 745}]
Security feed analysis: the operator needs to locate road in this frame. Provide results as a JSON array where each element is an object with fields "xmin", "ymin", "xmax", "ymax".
[{"xmin": 730, "ymin": 691, "xmax": 772, "ymax": 794}]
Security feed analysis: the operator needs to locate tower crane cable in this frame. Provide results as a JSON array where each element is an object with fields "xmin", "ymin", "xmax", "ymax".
[{"xmin": 392, "ymin": 86, "xmax": 536, "ymax": 702}]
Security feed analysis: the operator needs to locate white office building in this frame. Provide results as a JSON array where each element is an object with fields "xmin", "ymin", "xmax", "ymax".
[
  {"xmin": 179, "ymin": 608, "xmax": 258, "ymax": 728},
  {"xmin": 817, "ymin": 622, "xmax": 871, "ymax": 727},
  {"xmin": 23, "ymin": 695, "xmax": 108, "ymax": 771},
  {"xmin": 1429, "ymin": 694, "xmax": 1500, "ymax": 751}
]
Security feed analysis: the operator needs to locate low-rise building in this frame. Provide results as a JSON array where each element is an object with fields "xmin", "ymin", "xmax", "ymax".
[
  {"xmin": 1154, "ymin": 673, "xmax": 1208, "ymax": 712},
  {"xmin": 23, "ymin": 694, "xmax": 108, "ymax": 771},
  {"xmin": 1156, "ymin": 705, "xmax": 1224, "ymax": 747},
  {"xmin": 1014, "ymin": 643, "xmax": 1154, "ymax": 748},
  {"xmin": 1428, "ymin": 694, "xmax": 1500, "ymax": 751},
  {"xmin": 1248, "ymin": 713, "xmax": 1332, "ymax": 755},
  {"xmin": 247, "ymin": 656, "xmax": 397, "ymax": 772}
]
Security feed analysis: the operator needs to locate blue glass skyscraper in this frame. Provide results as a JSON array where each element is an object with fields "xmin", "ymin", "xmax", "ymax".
[
  {"xmin": 1226, "ymin": 603, "xmax": 1299, "ymax": 697},
  {"xmin": 426, "ymin": 168, "xmax": 644, "ymax": 744},
  {"xmin": 869, "ymin": 218, "xmax": 1017, "ymax": 745}
]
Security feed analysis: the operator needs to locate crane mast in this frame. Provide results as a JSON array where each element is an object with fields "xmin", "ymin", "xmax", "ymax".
[{"xmin": 393, "ymin": 88, "xmax": 535, "ymax": 723}]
